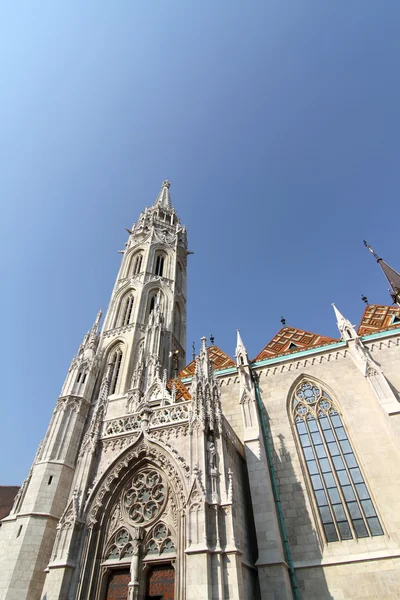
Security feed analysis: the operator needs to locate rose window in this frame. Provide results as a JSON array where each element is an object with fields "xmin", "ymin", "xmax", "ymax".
[{"xmin": 123, "ymin": 469, "xmax": 166, "ymax": 524}]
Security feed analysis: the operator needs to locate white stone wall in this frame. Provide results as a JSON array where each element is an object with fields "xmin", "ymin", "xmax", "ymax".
[{"xmin": 215, "ymin": 330, "xmax": 400, "ymax": 598}]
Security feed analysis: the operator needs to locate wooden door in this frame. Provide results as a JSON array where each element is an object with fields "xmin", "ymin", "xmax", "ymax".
[
  {"xmin": 105, "ymin": 568, "xmax": 130, "ymax": 600},
  {"xmin": 145, "ymin": 564, "xmax": 175, "ymax": 600}
]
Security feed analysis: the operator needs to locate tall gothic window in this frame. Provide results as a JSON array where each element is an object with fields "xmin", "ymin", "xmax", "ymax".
[
  {"xmin": 292, "ymin": 380, "xmax": 383, "ymax": 543},
  {"xmin": 109, "ymin": 346, "xmax": 123, "ymax": 395},
  {"xmin": 154, "ymin": 253, "xmax": 165, "ymax": 277},
  {"xmin": 116, "ymin": 293, "xmax": 134, "ymax": 328},
  {"xmin": 133, "ymin": 253, "xmax": 143, "ymax": 275},
  {"xmin": 121, "ymin": 293, "xmax": 134, "ymax": 326}
]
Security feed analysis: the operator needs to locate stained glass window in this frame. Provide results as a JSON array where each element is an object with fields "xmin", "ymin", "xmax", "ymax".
[{"xmin": 293, "ymin": 381, "xmax": 384, "ymax": 543}]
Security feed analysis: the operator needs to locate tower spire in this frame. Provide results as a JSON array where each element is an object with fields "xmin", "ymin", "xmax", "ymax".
[
  {"xmin": 363, "ymin": 240, "xmax": 400, "ymax": 305},
  {"xmin": 154, "ymin": 179, "xmax": 172, "ymax": 210}
]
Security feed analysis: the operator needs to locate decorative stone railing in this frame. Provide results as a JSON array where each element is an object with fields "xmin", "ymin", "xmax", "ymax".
[
  {"xmin": 102, "ymin": 402, "xmax": 191, "ymax": 438},
  {"xmin": 149, "ymin": 403, "xmax": 190, "ymax": 427},
  {"xmin": 103, "ymin": 414, "xmax": 142, "ymax": 437}
]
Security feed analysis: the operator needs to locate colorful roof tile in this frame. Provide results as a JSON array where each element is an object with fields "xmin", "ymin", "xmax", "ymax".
[
  {"xmin": 167, "ymin": 377, "xmax": 192, "ymax": 401},
  {"xmin": 357, "ymin": 304, "xmax": 400, "ymax": 336},
  {"xmin": 253, "ymin": 327, "xmax": 338, "ymax": 362},
  {"xmin": 178, "ymin": 345, "xmax": 235, "ymax": 379}
]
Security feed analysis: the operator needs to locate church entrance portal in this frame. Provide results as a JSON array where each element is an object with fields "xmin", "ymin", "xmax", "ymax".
[
  {"xmin": 105, "ymin": 568, "xmax": 130, "ymax": 600},
  {"xmin": 145, "ymin": 563, "xmax": 175, "ymax": 600}
]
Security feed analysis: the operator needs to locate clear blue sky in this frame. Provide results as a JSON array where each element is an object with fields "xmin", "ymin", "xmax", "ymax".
[{"xmin": 1, "ymin": 2, "xmax": 399, "ymax": 483}]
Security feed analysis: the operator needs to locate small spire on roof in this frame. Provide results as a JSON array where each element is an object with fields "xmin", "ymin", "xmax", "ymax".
[
  {"xmin": 192, "ymin": 342, "xmax": 196, "ymax": 361},
  {"xmin": 363, "ymin": 240, "xmax": 400, "ymax": 305},
  {"xmin": 281, "ymin": 316, "xmax": 286, "ymax": 326},
  {"xmin": 235, "ymin": 329, "xmax": 249, "ymax": 367},
  {"xmin": 361, "ymin": 294, "xmax": 369, "ymax": 305},
  {"xmin": 332, "ymin": 303, "xmax": 358, "ymax": 341},
  {"xmin": 210, "ymin": 334, "xmax": 215, "ymax": 345},
  {"xmin": 154, "ymin": 179, "xmax": 172, "ymax": 210}
]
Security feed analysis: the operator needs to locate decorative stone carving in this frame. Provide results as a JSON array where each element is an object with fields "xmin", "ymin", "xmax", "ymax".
[
  {"xmin": 149, "ymin": 403, "xmax": 190, "ymax": 427},
  {"xmin": 87, "ymin": 443, "xmax": 187, "ymax": 526},
  {"xmin": 146, "ymin": 522, "xmax": 175, "ymax": 555},
  {"xmin": 123, "ymin": 469, "xmax": 167, "ymax": 525}
]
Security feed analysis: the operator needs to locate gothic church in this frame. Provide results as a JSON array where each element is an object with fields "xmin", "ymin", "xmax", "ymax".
[{"xmin": 1, "ymin": 181, "xmax": 400, "ymax": 600}]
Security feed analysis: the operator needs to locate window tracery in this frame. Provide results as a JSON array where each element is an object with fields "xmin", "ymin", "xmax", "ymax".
[
  {"xmin": 122, "ymin": 469, "xmax": 167, "ymax": 525},
  {"xmin": 106, "ymin": 528, "xmax": 133, "ymax": 561},
  {"xmin": 292, "ymin": 380, "xmax": 383, "ymax": 542},
  {"xmin": 146, "ymin": 523, "xmax": 175, "ymax": 555}
]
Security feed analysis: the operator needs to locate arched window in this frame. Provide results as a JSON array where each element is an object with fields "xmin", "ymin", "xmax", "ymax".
[
  {"xmin": 149, "ymin": 295, "xmax": 156, "ymax": 314},
  {"xmin": 116, "ymin": 293, "xmax": 134, "ymax": 328},
  {"xmin": 121, "ymin": 294, "xmax": 134, "ymax": 326},
  {"xmin": 292, "ymin": 380, "xmax": 383, "ymax": 543},
  {"xmin": 109, "ymin": 346, "xmax": 123, "ymax": 395},
  {"xmin": 133, "ymin": 253, "xmax": 143, "ymax": 275},
  {"xmin": 154, "ymin": 253, "xmax": 165, "ymax": 277}
]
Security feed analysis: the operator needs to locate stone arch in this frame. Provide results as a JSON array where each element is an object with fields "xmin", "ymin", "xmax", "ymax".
[{"xmin": 78, "ymin": 437, "xmax": 187, "ymax": 600}]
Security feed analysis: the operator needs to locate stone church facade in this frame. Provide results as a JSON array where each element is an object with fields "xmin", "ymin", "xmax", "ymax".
[{"xmin": 1, "ymin": 181, "xmax": 400, "ymax": 600}]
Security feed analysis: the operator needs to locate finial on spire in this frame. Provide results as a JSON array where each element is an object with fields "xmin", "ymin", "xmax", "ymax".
[
  {"xmin": 361, "ymin": 294, "xmax": 369, "ymax": 305},
  {"xmin": 154, "ymin": 180, "xmax": 172, "ymax": 210},
  {"xmin": 210, "ymin": 334, "xmax": 215, "ymax": 345},
  {"xmin": 192, "ymin": 341, "xmax": 196, "ymax": 361},
  {"xmin": 363, "ymin": 240, "xmax": 380, "ymax": 261},
  {"xmin": 281, "ymin": 316, "xmax": 286, "ymax": 326},
  {"xmin": 363, "ymin": 240, "xmax": 400, "ymax": 305}
]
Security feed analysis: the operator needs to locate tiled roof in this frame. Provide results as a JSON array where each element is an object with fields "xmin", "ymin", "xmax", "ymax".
[
  {"xmin": 167, "ymin": 376, "xmax": 192, "ymax": 401},
  {"xmin": 0, "ymin": 486, "xmax": 19, "ymax": 520},
  {"xmin": 358, "ymin": 304, "xmax": 400, "ymax": 336},
  {"xmin": 178, "ymin": 345, "xmax": 235, "ymax": 378},
  {"xmin": 253, "ymin": 327, "xmax": 338, "ymax": 362}
]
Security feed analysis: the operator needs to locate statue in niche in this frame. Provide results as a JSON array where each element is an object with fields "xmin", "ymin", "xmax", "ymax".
[{"xmin": 207, "ymin": 435, "xmax": 217, "ymax": 470}]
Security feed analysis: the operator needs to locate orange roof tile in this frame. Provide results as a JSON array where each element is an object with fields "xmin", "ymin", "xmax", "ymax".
[
  {"xmin": 166, "ymin": 377, "xmax": 191, "ymax": 401},
  {"xmin": 254, "ymin": 327, "xmax": 338, "ymax": 362},
  {"xmin": 178, "ymin": 345, "xmax": 235, "ymax": 379},
  {"xmin": 358, "ymin": 304, "xmax": 400, "ymax": 336}
]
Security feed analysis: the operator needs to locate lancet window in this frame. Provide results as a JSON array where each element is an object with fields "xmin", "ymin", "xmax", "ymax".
[
  {"xmin": 132, "ymin": 253, "xmax": 143, "ymax": 275},
  {"xmin": 109, "ymin": 346, "xmax": 123, "ymax": 395},
  {"xmin": 292, "ymin": 380, "xmax": 383, "ymax": 543},
  {"xmin": 116, "ymin": 293, "xmax": 135, "ymax": 328},
  {"xmin": 154, "ymin": 253, "xmax": 165, "ymax": 277},
  {"xmin": 121, "ymin": 293, "xmax": 134, "ymax": 326}
]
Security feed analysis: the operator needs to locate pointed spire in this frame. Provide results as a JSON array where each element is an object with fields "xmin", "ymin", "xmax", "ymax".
[
  {"xmin": 154, "ymin": 180, "xmax": 172, "ymax": 210},
  {"xmin": 235, "ymin": 329, "xmax": 249, "ymax": 367},
  {"xmin": 91, "ymin": 309, "xmax": 102, "ymax": 334},
  {"xmin": 363, "ymin": 240, "xmax": 400, "ymax": 304},
  {"xmin": 332, "ymin": 303, "xmax": 358, "ymax": 340}
]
